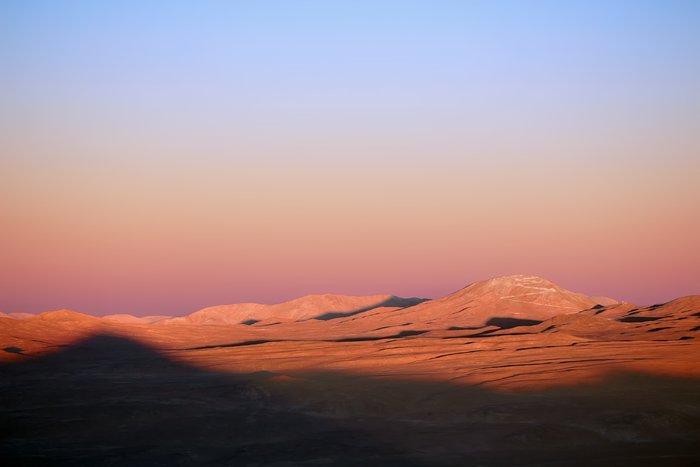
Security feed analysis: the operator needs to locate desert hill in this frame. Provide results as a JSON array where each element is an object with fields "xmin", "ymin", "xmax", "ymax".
[
  {"xmin": 165, "ymin": 293, "xmax": 426, "ymax": 325},
  {"xmin": 102, "ymin": 314, "xmax": 172, "ymax": 324},
  {"xmin": 6, "ymin": 312, "xmax": 35, "ymax": 319},
  {"xmin": 34, "ymin": 308, "xmax": 102, "ymax": 322},
  {"xmin": 1, "ymin": 276, "xmax": 698, "ymax": 465},
  {"xmin": 317, "ymin": 275, "xmax": 608, "ymax": 334}
]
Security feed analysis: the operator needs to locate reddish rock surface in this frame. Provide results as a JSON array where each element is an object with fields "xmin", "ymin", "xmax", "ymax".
[
  {"xmin": 1, "ymin": 276, "xmax": 698, "ymax": 465},
  {"xmin": 164, "ymin": 293, "xmax": 423, "ymax": 325}
]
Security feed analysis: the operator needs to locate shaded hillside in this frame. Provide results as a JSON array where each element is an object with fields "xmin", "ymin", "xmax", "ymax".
[
  {"xmin": 2, "ymin": 333, "xmax": 700, "ymax": 466},
  {"xmin": 165, "ymin": 294, "xmax": 427, "ymax": 325}
]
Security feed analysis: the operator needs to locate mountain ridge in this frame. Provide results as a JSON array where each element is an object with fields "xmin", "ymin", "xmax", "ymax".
[{"xmin": 6, "ymin": 275, "xmax": 692, "ymax": 328}]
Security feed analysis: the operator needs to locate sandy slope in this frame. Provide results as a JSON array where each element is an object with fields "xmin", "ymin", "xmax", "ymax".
[
  {"xmin": 1, "ymin": 276, "xmax": 698, "ymax": 465},
  {"xmin": 163, "ymin": 293, "xmax": 425, "ymax": 325},
  {"xmin": 314, "ymin": 275, "xmax": 603, "ymax": 332},
  {"xmin": 1, "ymin": 276, "xmax": 697, "ymax": 382},
  {"xmin": 102, "ymin": 314, "xmax": 172, "ymax": 324}
]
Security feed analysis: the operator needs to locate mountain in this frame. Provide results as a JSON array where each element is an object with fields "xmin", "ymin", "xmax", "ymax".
[
  {"xmin": 0, "ymin": 311, "xmax": 33, "ymax": 321},
  {"xmin": 618, "ymin": 295, "xmax": 700, "ymax": 320},
  {"xmin": 341, "ymin": 275, "xmax": 602, "ymax": 331},
  {"xmin": 2, "ymin": 285, "xmax": 698, "ymax": 466},
  {"xmin": 102, "ymin": 314, "xmax": 172, "ymax": 324},
  {"xmin": 102, "ymin": 314, "xmax": 146, "ymax": 324},
  {"xmin": 102, "ymin": 313, "xmax": 172, "ymax": 324},
  {"xmin": 589, "ymin": 295, "xmax": 620, "ymax": 306},
  {"xmin": 576, "ymin": 301, "xmax": 639, "ymax": 319},
  {"xmin": 34, "ymin": 309, "xmax": 102, "ymax": 323},
  {"xmin": 165, "ymin": 294, "xmax": 426, "ymax": 325},
  {"xmin": 141, "ymin": 315, "xmax": 172, "ymax": 323},
  {"xmin": 4, "ymin": 312, "xmax": 35, "ymax": 320}
]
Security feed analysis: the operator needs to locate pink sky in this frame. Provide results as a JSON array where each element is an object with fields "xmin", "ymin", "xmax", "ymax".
[
  {"xmin": 2, "ymin": 2, "xmax": 699, "ymax": 315},
  {"xmin": 3, "ymin": 153, "xmax": 698, "ymax": 315}
]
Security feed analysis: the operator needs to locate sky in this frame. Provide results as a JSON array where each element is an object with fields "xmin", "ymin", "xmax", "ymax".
[{"xmin": 1, "ymin": 0, "xmax": 699, "ymax": 315}]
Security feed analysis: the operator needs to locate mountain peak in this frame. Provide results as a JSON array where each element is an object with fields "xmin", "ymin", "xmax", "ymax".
[
  {"xmin": 480, "ymin": 274, "xmax": 554, "ymax": 286},
  {"xmin": 170, "ymin": 293, "xmax": 417, "ymax": 325},
  {"xmin": 462, "ymin": 275, "xmax": 562, "ymax": 296},
  {"xmin": 354, "ymin": 274, "xmax": 601, "ymax": 329},
  {"xmin": 35, "ymin": 309, "xmax": 100, "ymax": 322}
]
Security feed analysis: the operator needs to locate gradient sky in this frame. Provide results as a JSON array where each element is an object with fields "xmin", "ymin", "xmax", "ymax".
[{"xmin": 1, "ymin": 1, "xmax": 699, "ymax": 315}]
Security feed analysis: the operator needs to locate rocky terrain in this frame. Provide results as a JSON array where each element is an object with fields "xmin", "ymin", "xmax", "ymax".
[{"xmin": 1, "ymin": 275, "xmax": 699, "ymax": 466}]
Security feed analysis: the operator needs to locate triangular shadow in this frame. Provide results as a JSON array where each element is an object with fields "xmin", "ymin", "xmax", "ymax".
[{"xmin": 2, "ymin": 332, "xmax": 700, "ymax": 466}]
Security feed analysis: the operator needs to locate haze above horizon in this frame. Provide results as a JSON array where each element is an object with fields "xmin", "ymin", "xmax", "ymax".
[{"xmin": 2, "ymin": 1, "xmax": 699, "ymax": 315}]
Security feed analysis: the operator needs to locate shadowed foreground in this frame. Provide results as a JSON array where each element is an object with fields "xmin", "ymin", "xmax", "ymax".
[{"xmin": 1, "ymin": 333, "xmax": 699, "ymax": 466}]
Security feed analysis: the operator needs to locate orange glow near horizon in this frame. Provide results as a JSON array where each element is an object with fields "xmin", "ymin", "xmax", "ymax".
[
  {"xmin": 2, "ymin": 2, "xmax": 699, "ymax": 315},
  {"xmin": 3, "ymin": 154, "xmax": 698, "ymax": 314}
]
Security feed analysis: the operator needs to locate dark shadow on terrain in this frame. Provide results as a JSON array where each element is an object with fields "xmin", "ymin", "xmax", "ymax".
[
  {"xmin": 240, "ymin": 319, "xmax": 260, "ymax": 325},
  {"xmin": 2, "ymin": 346, "xmax": 25, "ymax": 355},
  {"xmin": 331, "ymin": 329, "xmax": 428, "ymax": 342},
  {"xmin": 1, "ymin": 333, "xmax": 700, "ymax": 466},
  {"xmin": 0, "ymin": 334, "xmax": 420, "ymax": 467},
  {"xmin": 485, "ymin": 317, "xmax": 543, "ymax": 329},
  {"xmin": 313, "ymin": 296, "xmax": 429, "ymax": 321},
  {"xmin": 186, "ymin": 338, "xmax": 279, "ymax": 349},
  {"xmin": 183, "ymin": 330, "xmax": 430, "ymax": 350},
  {"xmin": 442, "ymin": 318, "xmax": 545, "ymax": 339},
  {"xmin": 620, "ymin": 316, "xmax": 662, "ymax": 323}
]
